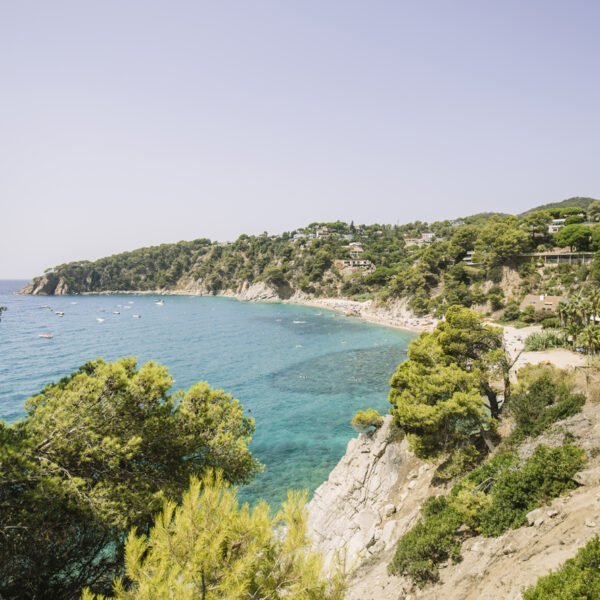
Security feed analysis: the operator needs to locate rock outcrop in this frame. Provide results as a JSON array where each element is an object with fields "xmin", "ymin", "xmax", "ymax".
[
  {"xmin": 314, "ymin": 402, "xmax": 600, "ymax": 600},
  {"xmin": 307, "ymin": 417, "xmax": 436, "ymax": 570},
  {"xmin": 20, "ymin": 273, "xmax": 69, "ymax": 295}
]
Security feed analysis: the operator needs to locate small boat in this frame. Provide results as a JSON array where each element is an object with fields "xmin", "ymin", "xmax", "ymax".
[
  {"xmin": 96, "ymin": 317, "xmax": 105, "ymax": 323},
  {"xmin": 113, "ymin": 311, "xmax": 120, "ymax": 315},
  {"xmin": 55, "ymin": 311, "xmax": 65, "ymax": 317},
  {"xmin": 132, "ymin": 314, "xmax": 142, "ymax": 319},
  {"xmin": 128, "ymin": 301, "xmax": 134, "ymax": 304},
  {"xmin": 70, "ymin": 301, "xmax": 78, "ymax": 305},
  {"xmin": 124, "ymin": 305, "xmax": 132, "ymax": 310},
  {"xmin": 155, "ymin": 299, "xmax": 165, "ymax": 306},
  {"xmin": 38, "ymin": 332, "xmax": 54, "ymax": 339},
  {"xmin": 292, "ymin": 320, "xmax": 306, "ymax": 324}
]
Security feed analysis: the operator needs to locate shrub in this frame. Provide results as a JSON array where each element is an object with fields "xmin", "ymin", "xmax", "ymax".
[
  {"xmin": 390, "ymin": 444, "xmax": 585, "ymax": 586},
  {"xmin": 541, "ymin": 317, "xmax": 560, "ymax": 329},
  {"xmin": 477, "ymin": 445, "xmax": 584, "ymax": 536},
  {"xmin": 523, "ymin": 536, "xmax": 600, "ymax": 600},
  {"xmin": 523, "ymin": 330, "xmax": 566, "ymax": 351},
  {"xmin": 351, "ymin": 408, "xmax": 384, "ymax": 433},
  {"xmin": 507, "ymin": 365, "xmax": 584, "ymax": 443},
  {"xmin": 502, "ymin": 300, "xmax": 521, "ymax": 321},
  {"xmin": 388, "ymin": 496, "xmax": 463, "ymax": 586}
]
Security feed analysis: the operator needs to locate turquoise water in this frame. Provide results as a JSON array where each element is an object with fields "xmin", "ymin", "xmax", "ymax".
[{"xmin": 0, "ymin": 280, "xmax": 413, "ymax": 506}]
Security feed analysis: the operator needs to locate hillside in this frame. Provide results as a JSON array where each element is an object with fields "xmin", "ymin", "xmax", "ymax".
[
  {"xmin": 521, "ymin": 196, "xmax": 599, "ymax": 215},
  {"xmin": 23, "ymin": 198, "xmax": 600, "ymax": 319}
]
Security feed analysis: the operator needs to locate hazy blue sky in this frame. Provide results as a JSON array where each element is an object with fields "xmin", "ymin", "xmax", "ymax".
[{"xmin": 1, "ymin": 1, "xmax": 599, "ymax": 278}]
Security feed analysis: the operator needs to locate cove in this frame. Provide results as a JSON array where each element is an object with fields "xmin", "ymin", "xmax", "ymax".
[{"xmin": 0, "ymin": 280, "xmax": 414, "ymax": 506}]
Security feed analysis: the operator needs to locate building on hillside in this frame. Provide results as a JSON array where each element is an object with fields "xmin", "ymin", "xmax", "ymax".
[
  {"xmin": 404, "ymin": 237, "xmax": 423, "ymax": 247},
  {"xmin": 548, "ymin": 218, "xmax": 566, "ymax": 234},
  {"xmin": 347, "ymin": 242, "xmax": 364, "ymax": 259},
  {"xmin": 404, "ymin": 233, "xmax": 436, "ymax": 246},
  {"xmin": 316, "ymin": 226, "xmax": 331, "ymax": 239},
  {"xmin": 520, "ymin": 251, "xmax": 594, "ymax": 265},
  {"xmin": 462, "ymin": 250, "xmax": 480, "ymax": 266},
  {"xmin": 335, "ymin": 259, "xmax": 374, "ymax": 271},
  {"xmin": 519, "ymin": 294, "xmax": 567, "ymax": 313}
]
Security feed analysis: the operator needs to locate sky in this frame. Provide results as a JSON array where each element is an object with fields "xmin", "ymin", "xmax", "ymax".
[{"xmin": 1, "ymin": 1, "xmax": 599, "ymax": 278}]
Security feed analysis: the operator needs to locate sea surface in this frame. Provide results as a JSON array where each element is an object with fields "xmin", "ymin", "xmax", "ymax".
[{"xmin": 0, "ymin": 280, "xmax": 414, "ymax": 506}]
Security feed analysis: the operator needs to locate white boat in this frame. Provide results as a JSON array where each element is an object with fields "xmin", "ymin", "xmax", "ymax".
[
  {"xmin": 292, "ymin": 320, "xmax": 306, "ymax": 324},
  {"xmin": 113, "ymin": 311, "xmax": 120, "ymax": 314},
  {"xmin": 38, "ymin": 332, "xmax": 54, "ymax": 339},
  {"xmin": 132, "ymin": 314, "xmax": 142, "ymax": 319},
  {"xmin": 124, "ymin": 305, "xmax": 132, "ymax": 310},
  {"xmin": 96, "ymin": 317, "xmax": 105, "ymax": 323},
  {"xmin": 155, "ymin": 299, "xmax": 165, "ymax": 306},
  {"xmin": 55, "ymin": 311, "xmax": 65, "ymax": 317}
]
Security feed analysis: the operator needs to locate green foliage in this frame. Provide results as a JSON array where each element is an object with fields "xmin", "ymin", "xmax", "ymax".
[
  {"xmin": 523, "ymin": 330, "xmax": 566, "ymax": 351},
  {"xmin": 476, "ymin": 445, "xmax": 584, "ymax": 535},
  {"xmin": 502, "ymin": 299, "xmax": 521, "ymax": 321},
  {"xmin": 351, "ymin": 408, "xmax": 384, "ymax": 433},
  {"xmin": 0, "ymin": 359, "xmax": 261, "ymax": 599},
  {"xmin": 388, "ymin": 496, "xmax": 463, "ymax": 586},
  {"xmin": 506, "ymin": 365, "xmax": 584, "ymax": 444},
  {"xmin": 523, "ymin": 536, "xmax": 600, "ymax": 600},
  {"xmin": 389, "ymin": 307, "xmax": 506, "ymax": 457},
  {"xmin": 554, "ymin": 224, "xmax": 592, "ymax": 251},
  {"xmin": 83, "ymin": 471, "xmax": 345, "ymax": 600},
  {"xmin": 390, "ymin": 444, "xmax": 585, "ymax": 586}
]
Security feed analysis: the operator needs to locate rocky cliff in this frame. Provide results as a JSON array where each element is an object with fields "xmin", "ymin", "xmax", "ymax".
[{"xmin": 309, "ymin": 405, "xmax": 600, "ymax": 599}]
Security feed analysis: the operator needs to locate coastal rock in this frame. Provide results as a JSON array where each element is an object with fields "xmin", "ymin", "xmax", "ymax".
[
  {"xmin": 236, "ymin": 281, "xmax": 280, "ymax": 302},
  {"xmin": 22, "ymin": 273, "xmax": 69, "ymax": 295},
  {"xmin": 307, "ymin": 417, "xmax": 433, "ymax": 570}
]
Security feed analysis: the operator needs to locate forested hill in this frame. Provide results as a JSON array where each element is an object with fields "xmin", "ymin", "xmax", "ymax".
[{"xmin": 23, "ymin": 198, "xmax": 600, "ymax": 317}]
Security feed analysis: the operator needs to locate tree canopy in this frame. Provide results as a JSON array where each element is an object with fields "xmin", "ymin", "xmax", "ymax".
[
  {"xmin": 389, "ymin": 307, "xmax": 506, "ymax": 459},
  {"xmin": 83, "ymin": 471, "xmax": 345, "ymax": 600},
  {"xmin": 0, "ymin": 358, "xmax": 261, "ymax": 599}
]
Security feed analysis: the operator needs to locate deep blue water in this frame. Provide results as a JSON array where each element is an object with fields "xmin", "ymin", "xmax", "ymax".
[{"xmin": 0, "ymin": 280, "xmax": 413, "ymax": 506}]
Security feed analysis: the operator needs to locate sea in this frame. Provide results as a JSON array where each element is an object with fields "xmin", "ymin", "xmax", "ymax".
[{"xmin": 0, "ymin": 280, "xmax": 414, "ymax": 506}]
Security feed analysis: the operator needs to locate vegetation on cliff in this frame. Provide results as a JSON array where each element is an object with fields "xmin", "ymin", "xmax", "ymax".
[
  {"xmin": 522, "ymin": 535, "xmax": 600, "ymax": 600},
  {"xmin": 387, "ymin": 335, "xmax": 589, "ymax": 587}
]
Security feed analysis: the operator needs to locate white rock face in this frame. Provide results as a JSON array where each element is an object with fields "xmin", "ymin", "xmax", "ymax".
[
  {"xmin": 307, "ymin": 417, "xmax": 431, "ymax": 570},
  {"xmin": 236, "ymin": 281, "xmax": 279, "ymax": 302}
]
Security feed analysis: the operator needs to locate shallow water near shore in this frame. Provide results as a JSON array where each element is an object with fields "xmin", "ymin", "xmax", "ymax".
[{"xmin": 0, "ymin": 280, "xmax": 414, "ymax": 506}]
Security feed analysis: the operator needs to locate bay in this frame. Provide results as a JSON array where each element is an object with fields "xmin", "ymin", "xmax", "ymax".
[{"xmin": 0, "ymin": 280, "xmax": 413, "ymax": 506}]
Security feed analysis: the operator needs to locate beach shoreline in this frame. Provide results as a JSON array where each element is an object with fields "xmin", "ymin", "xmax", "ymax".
[{"xmin": 34, "ymin": 288, "xmax": 436, "ymax": 334}]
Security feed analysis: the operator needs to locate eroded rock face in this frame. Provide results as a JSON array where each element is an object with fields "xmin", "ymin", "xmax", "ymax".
[
  {"xmin": 21, "ymin": 273, "xmax": 69, "ymax": 295},
  {"xmin": 307, "ymin": 417, "xmax": 434, "ymax": 570},
  {"xmin": 236, "ymin": 281, "xmax": 280, "ymax": 302}
]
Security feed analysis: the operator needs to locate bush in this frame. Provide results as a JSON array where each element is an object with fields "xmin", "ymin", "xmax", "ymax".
[
  {"xmin": 351, "ymin": 408, "xmax": 384, "ymax": 433},
  {"xmin": 541, "ymin": 317, "xmax": 560, "ymax": 329},
  {"xmin": 502, "ymin": 300, "xmax": 521, "ymax": 321},
  {"xmin": 388, "ymin": 496, "xmax": 463, "ymax": 586},
  {"xmin": 523, "ymin": 330, "xmax": 566, "ymax": 351},
  {"xmin": 390, "ymin": 444, "xmax": 585, "ymax": 586},
  {"xmin": 523, "ymin": 536, "xmax": 600, "ymax": 600},
  {"xmin": 507, "ymin": 364, "xmax": 584, "ymax": 443},
  {"xmin": 477, "ymin": 445, "xmax": 584, "ymax": 536}
]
